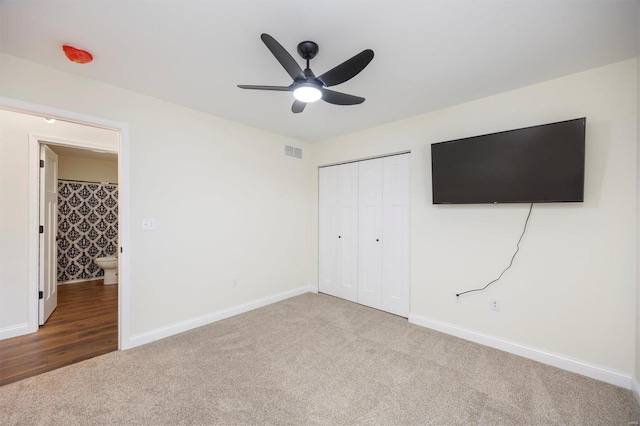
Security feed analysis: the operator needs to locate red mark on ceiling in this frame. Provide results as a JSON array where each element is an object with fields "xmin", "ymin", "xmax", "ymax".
[{"xmin": 62, "ymin": 45, "xmax": 93, "ymax": 64}]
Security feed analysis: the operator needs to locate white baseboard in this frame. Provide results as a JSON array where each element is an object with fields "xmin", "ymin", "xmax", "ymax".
[
  {"xmin": 125, "ymin": 285, "xmax": 316, "ymax": 349},
  {"xmin": 58, "ymin": 278, "xmax": 100, "ymax": 285},
  {"xmin": 632, "ymin": 378, "xmax": 640, "ymax": 406},
  {"xmin": 0, "ymin": 323, "xmax": 31, "ymax": 340},
  {"xmin": 408, "ymin": 313, "xmax": 632, "ymax": 390}
]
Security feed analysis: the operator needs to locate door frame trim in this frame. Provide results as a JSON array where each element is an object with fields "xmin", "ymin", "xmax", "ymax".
[
  {"xmin": 1, "ymin": 95, "xmax": 131, "ymax": 350},
  {"xmin": 318, "ymin": 150, "xmax": 411, "ymax": 169}
]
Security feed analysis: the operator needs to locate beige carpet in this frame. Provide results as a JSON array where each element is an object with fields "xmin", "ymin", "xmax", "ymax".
[{"xmin": 1, "ymin": 293, "xmax": 638, "ymax": 425}]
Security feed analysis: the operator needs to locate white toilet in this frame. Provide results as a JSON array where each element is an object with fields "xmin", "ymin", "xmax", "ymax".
[{"xmin": 96, "ymin": 257, "xmax": 118, "ymax": 285}]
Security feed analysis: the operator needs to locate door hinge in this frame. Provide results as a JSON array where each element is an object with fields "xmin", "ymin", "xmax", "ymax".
[
  {"xmin": 39, "ymin": 225, "xmax": 44, "ymax": 234},
  {"xmin": 38, "ymin": 291, "xmax": 43, "ymax": 300},
  {"xmin": 120, "ymin": 247, "xmax": 123, "ymax": 253},
  {"xmin": 40, "ymin": 160, "xmax": 44, "ymax": 168}
]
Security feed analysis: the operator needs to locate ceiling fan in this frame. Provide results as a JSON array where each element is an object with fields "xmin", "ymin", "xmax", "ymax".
[{"xmin": 238, "ymin": 33, "xmax": 374, "ymax": 113}]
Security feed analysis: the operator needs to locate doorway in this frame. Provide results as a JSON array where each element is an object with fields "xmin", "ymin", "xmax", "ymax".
[
  {"xmin": 39, "ymin": 142, "xmax": 120, "ymax": 326},
  {"xmin": 0, "ymin": 104, "xmax": 128, "ymax": 381},
  {"xmin": 0, "ymin": 97, "xmax": 131, "ymax": 368},
  {"xmin": 31, "ymin": 127, "xmax": 120, "ymax": 319}
]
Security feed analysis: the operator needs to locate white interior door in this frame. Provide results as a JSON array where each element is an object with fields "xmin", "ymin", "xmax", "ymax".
[
  {"xmin": 382, "ymin": 154, "xmax": 410, "ymax": 317},
  {"xmin": 319, "ymin": 163, "xmax": 359, "ymax": 302},
  {"xmin": 39, "ymin": 145, "xmax": 58, "ymax": 325},
  {"xmin": 357, "ymin": 158, "xmax": 383, "ymax": 309},
  {"xmin": 319, "ymin": 166, "xmax": 339, "ymax": 297},
  {"xmin": 336, "ymin": 163, "xmax": 359, "ymax": 302}
]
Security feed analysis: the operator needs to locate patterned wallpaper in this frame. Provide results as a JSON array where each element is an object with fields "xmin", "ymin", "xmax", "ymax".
[{"xmin": 57, "ymin": 181, "xmax": 118, "ymax": 282}]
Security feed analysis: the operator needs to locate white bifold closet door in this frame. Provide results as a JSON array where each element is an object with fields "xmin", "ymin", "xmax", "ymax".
[
  {"xmin": 380, "ymin": 154, "xmax": 410, "ymax": 316},
  {"xmin": 357, "ymin": 158, "xmax": 384, "ymax": 309},
  {"xmin": 319, "ymin": 153, "xmax": 410, "ymax": 317},
  {"xmin": 319, "ymin": 162, "xmax": 359, "ymax": 302}
]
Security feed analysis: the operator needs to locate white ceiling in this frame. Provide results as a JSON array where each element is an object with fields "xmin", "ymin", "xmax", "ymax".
[
  {"xmin": 0, "ymin": 1, "xmax": 638, "ymax": 142},
  {"xmin": 49, "ymin": 144, "xmax": 117, "ymax": 162}
]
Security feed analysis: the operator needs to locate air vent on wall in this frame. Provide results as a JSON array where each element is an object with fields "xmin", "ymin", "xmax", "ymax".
[{"xmin": 285, "ymin": 145, "xmax": 302, "ymax": 159}]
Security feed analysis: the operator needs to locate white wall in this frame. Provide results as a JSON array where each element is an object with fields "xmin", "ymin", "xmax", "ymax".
[
  {"xmin": 57, "ymin": 155, "xmax": 118, "ymax": 183},
  {"xmin": 0, "ymin": 109, "xmax": 119, "ymax": 332},
  {"xmin": 0, "ymin": 53, "xmax": 314, "ymax": 342},
  {"xmin": 310, "ymin": 59, "xmax": 638, "ymax": 378}
]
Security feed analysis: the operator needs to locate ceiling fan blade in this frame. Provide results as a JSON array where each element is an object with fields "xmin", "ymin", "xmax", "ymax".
[
  {"xmin": 261, "ymin": 33, "xmax": 305, "ymax": 81},
  {"xmin": 237, "ymin": 85, "xmax": 291, "ymax": 91},
  {"xmin": 321, "ymin": 88, "xmax": 365, "ymax": 105},
  {"xmin": 292, "ymin": 100, "xmax": 306, "ymax": 113},
  {"xmin": 318, "ymin": 49, "xmax": 374, "ymax": 87}
]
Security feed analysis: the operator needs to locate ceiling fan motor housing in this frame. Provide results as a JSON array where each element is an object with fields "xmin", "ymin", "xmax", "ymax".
[{"xmin": 297, "ymin": 41, "xmax": 319, "ymax": 60}]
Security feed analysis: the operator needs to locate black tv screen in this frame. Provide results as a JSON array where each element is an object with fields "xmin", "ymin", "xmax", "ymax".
[{"xmin": 431, "ymin": 118, "xmax": 586, "ymax": 204}]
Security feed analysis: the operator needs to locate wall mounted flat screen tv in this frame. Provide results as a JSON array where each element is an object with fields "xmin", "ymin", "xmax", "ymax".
[{"xmin": 431, "ymin": 118, "xmax": 586, "ymax": 204}]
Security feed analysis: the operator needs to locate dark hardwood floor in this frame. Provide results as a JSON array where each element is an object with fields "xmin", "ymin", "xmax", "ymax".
[{"xmin": 0, "ymin": 280, "xmax": 118, "ymax": 386}]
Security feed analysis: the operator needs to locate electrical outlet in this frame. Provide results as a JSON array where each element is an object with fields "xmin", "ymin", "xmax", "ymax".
[
  {"xmin": 142, "ymin": 218, "xmax": 156, "ymax": 230},
  {"xmin": 490, "ymin": 298, "xmax": 500, "ymax": 312},
  {"xmin": 232, "ymin": 278, "xmax": 237, "ymax": 288}
]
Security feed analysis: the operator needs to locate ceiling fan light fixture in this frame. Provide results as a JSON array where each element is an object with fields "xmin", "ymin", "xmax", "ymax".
[
  {"xmin": 238, "ymin": 34, "xmax": 373, "ymax": 113},
  {"xmin": 293, "ymin": 85, "xmax": 322, "ymax": 103}
]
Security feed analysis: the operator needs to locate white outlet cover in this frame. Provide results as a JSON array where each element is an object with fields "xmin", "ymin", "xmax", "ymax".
[
  {"xmin": 142, "ymin": 218, "xmax": 156, "ymax": 230},
  {"xmin": 490, "ymin": 298, "xmax": 500, "ymax": 311}
]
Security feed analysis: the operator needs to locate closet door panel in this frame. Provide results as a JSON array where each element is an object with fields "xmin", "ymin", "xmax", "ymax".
[
  {"xmin": 357, "ymin": 158, "xmax": 383, "ymax": 309},
  {"xmin": 382, "ymin": 154, "xmax": 410, "ymax": 317},
  {"xmin": 318, "ymin": 166, "xmax": 339, "ymax": 297},
  {"xmin": 336, "ymin": 163, "xmax": 359, "ymax": 302}
]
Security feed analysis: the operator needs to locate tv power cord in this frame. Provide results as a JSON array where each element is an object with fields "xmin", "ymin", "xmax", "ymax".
[{"xmin": 455, "ymin": 203, "xmax": 534, "ymax": 298}]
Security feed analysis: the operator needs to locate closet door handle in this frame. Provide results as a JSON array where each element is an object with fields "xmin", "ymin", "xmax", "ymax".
[{"xmin": 338, "ymin": 235, "xmax": 341, "ymax": 239}]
